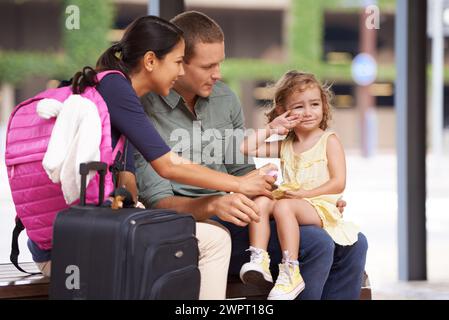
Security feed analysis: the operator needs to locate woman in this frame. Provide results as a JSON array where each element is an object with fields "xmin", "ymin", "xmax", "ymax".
[{"xmin": 30, "ymin": 16, "xmax": 274, "ymax": 299}]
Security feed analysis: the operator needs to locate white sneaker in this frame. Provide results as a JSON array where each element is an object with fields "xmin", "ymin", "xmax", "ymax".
[{"xmin": 239, "ymin": 247, "xmax": 273, "ymax": 290}]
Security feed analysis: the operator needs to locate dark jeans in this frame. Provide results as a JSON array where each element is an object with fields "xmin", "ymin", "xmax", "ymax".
[{"xmin": 212, "ymin": 217, "xmax": 368, "ymax": 300}]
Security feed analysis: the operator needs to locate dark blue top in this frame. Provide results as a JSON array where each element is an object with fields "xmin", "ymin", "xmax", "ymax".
[
  {"xmin": 97, "ymin": 73, "xmax": 171, "ymax": 172},
  {"xmin": 28, "ymin": 72, "xmax": 171, "ymax": 263}
]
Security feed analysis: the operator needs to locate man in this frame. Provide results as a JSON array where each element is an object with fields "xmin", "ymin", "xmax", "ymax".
[{"xmin": 135, "ymin": 11, "xmax": 368, "ymax": 300}]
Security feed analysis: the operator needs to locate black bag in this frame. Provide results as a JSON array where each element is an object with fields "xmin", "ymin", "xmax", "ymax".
[{"xmin": 49, "ymin": 162, "xmax": 200, "ymax": 300}]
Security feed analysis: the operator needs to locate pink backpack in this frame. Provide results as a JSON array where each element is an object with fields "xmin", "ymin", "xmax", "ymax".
[{"xmin": 5, "ymin": 70, "xmax": 125, "ymax": 271}]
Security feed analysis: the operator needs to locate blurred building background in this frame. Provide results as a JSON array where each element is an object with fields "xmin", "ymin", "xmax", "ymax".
[
  {"xmin": 2, "ymin": 0, "xmax": 449, "ymax": 152},
  {"xmin": 0, "ymin": 0, "xmax": 398, "ymax": 150}
]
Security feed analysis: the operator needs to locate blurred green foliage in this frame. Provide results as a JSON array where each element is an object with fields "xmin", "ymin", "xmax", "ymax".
[
  {"xmin": 324, "ymin": 0, "xmax": 396, "ymax": 12},
  {"xmin": 289, "ymin": 0, "xmax": 323, "ymax": 64},
  {"xmin": 62, "ymin": 0, "xmax": 115, "ymax": 76},
  {"xmin": 0, "ymin": 52, "xmax": 63, "ymax": 84}
]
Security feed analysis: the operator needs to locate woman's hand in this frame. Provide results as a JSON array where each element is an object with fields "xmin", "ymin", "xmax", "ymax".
[
  {"xmin": 283, "ymin": 188, "xmax": 309, "ymax": 199},
  {"xmin": 268, "ymin": 110, "xmax": 302, "ymax": 135},
  {"xmin": 236, "ymin": 172, "xmax": 276, "ymax": 198}
]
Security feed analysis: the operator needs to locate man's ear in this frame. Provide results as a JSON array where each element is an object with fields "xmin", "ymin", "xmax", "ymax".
[{"xmin": 143, "ymin": 51, "xmax": 157, "ymax": 72}]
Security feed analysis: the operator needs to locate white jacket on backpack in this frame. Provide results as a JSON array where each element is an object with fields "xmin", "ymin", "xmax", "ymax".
[{"xmin": 40, "ymin": 95, "xmax": 102, "ymax": 204}]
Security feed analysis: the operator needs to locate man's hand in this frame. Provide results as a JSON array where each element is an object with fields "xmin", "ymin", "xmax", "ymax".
[
  {"xmin": 209, "ymin": 193, "xmax": 260, "ymax": 227},
  {"xmin": 336, "ymin": 198, "xmax": 346, "ymax": 215}
]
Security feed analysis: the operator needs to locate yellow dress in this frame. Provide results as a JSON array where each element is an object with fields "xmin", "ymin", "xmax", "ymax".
[{"xmin": 277, "ymin": 131, "xmax": 360, "ymax": 246}]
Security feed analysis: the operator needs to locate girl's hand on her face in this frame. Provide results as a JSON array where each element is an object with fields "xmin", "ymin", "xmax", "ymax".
[
  {"xmin": 283, "ymin": 188, "xmax": 309, "ymax": 199},
  {"xmin": 268, "ymin": 110, "xmax": 302, "ymax": 135}
]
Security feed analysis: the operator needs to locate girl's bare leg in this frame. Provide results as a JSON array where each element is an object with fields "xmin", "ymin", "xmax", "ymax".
[
  {"xmin": 240, "ymin": 196, "xmax": 276, "ymax": 287},
  {"xmin": 268, "ymin": 199, "xmax": 321, "ymax": 300},
  {"xmin": 249, "ymin": 196, "xmax": 275, "ymax": 250},
  {"xmin": 272, "ymin": 199, "xmax": 322, "ymax": 260}
]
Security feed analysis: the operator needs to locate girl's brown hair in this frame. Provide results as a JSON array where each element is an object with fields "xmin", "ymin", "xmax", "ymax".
[{"xmin": 266, "ymin": 70, "xmax": 333, "ymax": 131}]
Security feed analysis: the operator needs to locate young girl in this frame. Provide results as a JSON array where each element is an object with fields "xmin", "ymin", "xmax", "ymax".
[{"xmin": 240, "ymin": 70, "xmax": 360, "ymax": 300}]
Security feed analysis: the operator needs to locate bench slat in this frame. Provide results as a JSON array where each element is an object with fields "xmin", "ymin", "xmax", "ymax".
[
  {"xmin": 0, "ymin": 262, "xmax": 372, "ymax": 300},
  {"xmin": 0, "ymin": 262, "xmax": 40, "ymax": 273},
  {"xmin": 0, "ymin": 283, "xmax": 50, "ymax": 300},
  {"xmin": 0, "ymin": 275, "xmax": 49, "ymax": 284},
  {"xmin": 0, "ymin": 264, "xmax": 45, "ymax": 281},
  {"xmin": 0, "ymin": 263, "xmax": 50, "ymax": 300},
  {"xmin": 226, "ymin": 273, "xmax": 372, "ymax": 300}
]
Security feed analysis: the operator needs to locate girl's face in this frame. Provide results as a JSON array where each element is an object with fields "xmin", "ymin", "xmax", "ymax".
[
  {"xmin": 285, "ymin": 86, "xmax": 323, "ymax": 131},
  {"xmin": 150, "ymin": 39, "xmax": 186, "ymax": 96}
]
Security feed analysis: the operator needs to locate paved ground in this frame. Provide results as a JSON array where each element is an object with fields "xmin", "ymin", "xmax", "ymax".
[
  {"xmin": 344, "ymin": 151, "xmax": 449, "ymax": 299},
  {"xmin": 1, "ymin": 124, "xmax": 448, "ymax": 299}
]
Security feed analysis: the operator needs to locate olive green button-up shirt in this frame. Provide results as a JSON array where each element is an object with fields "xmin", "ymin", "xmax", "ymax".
[{"xmin": 135, "ymin": 81, "xmax": 255, "ymax": 209}]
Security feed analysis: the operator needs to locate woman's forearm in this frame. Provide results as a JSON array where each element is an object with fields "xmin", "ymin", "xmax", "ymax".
[
  {"xmin": 166, "ymin": 159, "xmax": 241, "ymax": 192},
  {"xmin": 151, "ymin": 152, "xmax": 240, "ymax": 192}
]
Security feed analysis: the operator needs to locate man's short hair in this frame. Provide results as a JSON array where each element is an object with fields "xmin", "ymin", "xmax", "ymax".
[{"xmin": 171, "ymin": 11, "xmax": 224, "ymax": 62}]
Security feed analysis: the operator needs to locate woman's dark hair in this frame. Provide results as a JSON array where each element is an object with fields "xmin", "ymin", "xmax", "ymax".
[{"xmin": 72, "ymin": 15, "xmax": 183, "ymax": 94}]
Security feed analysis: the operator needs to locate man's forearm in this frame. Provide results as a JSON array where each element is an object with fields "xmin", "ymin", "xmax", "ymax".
[{"xmin": 154, "ymin": 195, "xmax": 221, "ymax": 221}]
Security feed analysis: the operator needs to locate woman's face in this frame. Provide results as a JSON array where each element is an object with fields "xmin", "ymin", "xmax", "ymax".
[{"xmin": 151, "ymin": 39, "xmax": 185, "ymax": 96}]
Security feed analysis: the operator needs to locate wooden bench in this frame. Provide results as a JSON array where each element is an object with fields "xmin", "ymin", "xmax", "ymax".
[
  {"xmin": 226, "ymin": 272, "xmax": 372, "ymax": 300},
  {"xmin": 0, "ymin": 263, "xmax": 50, "ymax": 300},
  {"xmin": 0, "ymin": 263, "xmax": 371, "ymax": 300}
]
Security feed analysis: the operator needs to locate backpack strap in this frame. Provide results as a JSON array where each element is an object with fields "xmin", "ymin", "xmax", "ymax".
[
  {"xmin": 110, "ymin": 135, "xmax": 126, "ymax": 189},
  {"xmin": 112, "ymin": 135, "xmax": 126, "ymax": 162},
  {"xmin": 10, "ymin": 218, "xmax": 41, "ymax": 275},
  {"xmin": 96, "ymin": 70, "xmax": 126, "ymax": 82}
]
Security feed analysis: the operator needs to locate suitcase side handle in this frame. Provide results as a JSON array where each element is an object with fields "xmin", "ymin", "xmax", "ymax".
[{"xmin": 79, "ymin": 162, "xmax": 107, "ymax": 206}]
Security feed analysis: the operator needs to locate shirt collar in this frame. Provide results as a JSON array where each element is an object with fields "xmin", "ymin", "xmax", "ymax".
[
  {"xmin": 160, "ymin": 89, "xmax": 183, "ymax": 109},
  {"xmin": 160, "ymin": 88, "xmax": 210, "ymax": 110}
]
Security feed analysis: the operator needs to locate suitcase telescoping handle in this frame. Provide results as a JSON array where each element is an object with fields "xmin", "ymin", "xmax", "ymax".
[{"xmin": 79, "ymin": 161, "xmax": 107, "ymax": 206}]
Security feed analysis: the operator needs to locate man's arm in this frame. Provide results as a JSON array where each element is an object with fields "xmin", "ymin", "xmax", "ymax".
[
  {"xmin": 155, "ymin": 193, "xmax": 259, "ymax": 227},
  {"xmin": 223, "ymin": 91, "xmax": 256, "ymax": 177},
  {"xmin": 135, "ymin": 150, "xmax": 174, "ymax": 208},
  {"xmin": 154, "ymin": 195, "xmax": 215, "ymax": 221}
]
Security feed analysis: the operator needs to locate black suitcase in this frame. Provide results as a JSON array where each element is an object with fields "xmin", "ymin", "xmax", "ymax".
[{"xmin": 49, "ymin": 162, "xmax": 200, "ymax": 300}]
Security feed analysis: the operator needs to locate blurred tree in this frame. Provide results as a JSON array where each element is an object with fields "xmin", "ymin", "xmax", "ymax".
[{"xmin": 62, "ymin": 0, "xmax": 115, "ymax": 76}]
